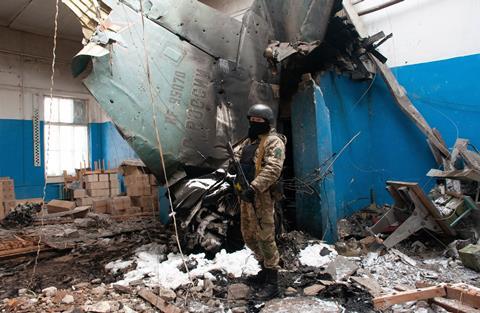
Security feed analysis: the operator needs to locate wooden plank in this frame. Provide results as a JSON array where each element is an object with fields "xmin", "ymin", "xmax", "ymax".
[
  {"xmin": 432, "ymin": 297, "xmax": 480, "ymax": 313},
  {"xmin": 427, "ymin": 168, "xmax": 480, "ymax": 182},
  {"xmin": 373, "ymin": 286, "xmax": 447, "ymax": 310},
  {"xmin": 138, "ymin": 288, "xmax": 183, "ymax": 313},
  {"xmin": 0, "ymin": 245, "xmax": 53, "ymax": 259},
  {"xmin": 368, "ymin": 54, "xmax": 450, "ymax": 160},
  {"xmin": 342, "ymin": 1, "xmax": 450, "ymax": 163},
  {"xmin": 342, "ymin": 0, "xmax": 368, "ymax": 37},
  {"xmin": 410, "ymin": 184, "xmax": 456, "ymax": 236},
  {"xmin": 446, "ymin": 284, "xmax": 480, "ymax": 309},
  {"xmin": 35, "ymin": 206, "xmax": 91, "ymax": 220},
  {"xmin": 417, "ymin": 282, "xmax": 480, "ymax": 311}
]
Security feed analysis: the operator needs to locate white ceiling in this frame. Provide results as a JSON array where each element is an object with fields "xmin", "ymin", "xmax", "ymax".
[
  {"xmin": 0, "ymin": 0, "xmax": 253, "ymax": 42},
  {"xmin": 0, "ymin": 0, "xmax": 83, "ymax": 41}
]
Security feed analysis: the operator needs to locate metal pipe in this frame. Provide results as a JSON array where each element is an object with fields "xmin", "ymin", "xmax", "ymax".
[{"xmin": 358, "ymin": 0, "xmax": 404, "ymax": 16}]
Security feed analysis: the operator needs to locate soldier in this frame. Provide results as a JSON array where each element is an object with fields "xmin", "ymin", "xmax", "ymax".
[{"xmin": 233, "ymin": 103, "xmax": 286, "ymax": 299}]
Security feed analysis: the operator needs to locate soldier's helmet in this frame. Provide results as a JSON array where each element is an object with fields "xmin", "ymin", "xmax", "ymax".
[{"xmin": 247, "ymin": 104, "xmax": 274, "ymax": 124}]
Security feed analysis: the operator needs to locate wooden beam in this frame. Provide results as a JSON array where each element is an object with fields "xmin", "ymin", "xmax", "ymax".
[
  {"xmin": 373, "ymin": 286, "xmax": 447, "ymax": 310},
  {"xmin": 432, "ymin": 297, "xmax": 480, "ymax": 313},
  {"xmin": 342, "ymin": 0, "xmax": 451, "ymax": 164},
  {"xmin": 368, "ymin": 54, "xmax": 450, "ymax": 159},
  {"xmin": 446, "ymin": 284, "xmax": 480, "ymax": 309}
]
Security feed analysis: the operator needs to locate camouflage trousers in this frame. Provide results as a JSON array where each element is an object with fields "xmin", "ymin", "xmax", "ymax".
[{"xmin": 240, "ymin": 191, "xmax": 280, "ymax": 269}]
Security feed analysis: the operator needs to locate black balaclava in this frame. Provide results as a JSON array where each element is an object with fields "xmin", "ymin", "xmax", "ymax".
[{"xmin": 248, "ymin": 121, "xmax": 270, "ymax": 140}]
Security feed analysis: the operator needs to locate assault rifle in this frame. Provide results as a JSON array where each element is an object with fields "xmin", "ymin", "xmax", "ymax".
[
  {"xmin": 226, "ymin": 141, "xmax": 262, "ymax": 229},
  {"xmin": 226, "ymin": 141, "xmax": 250, "ymax": 201}
]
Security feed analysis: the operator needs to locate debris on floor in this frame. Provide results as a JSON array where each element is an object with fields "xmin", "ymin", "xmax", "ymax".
[{"xmin": 1, "ymin": 192, "xmax": 480, "ymax": 313}]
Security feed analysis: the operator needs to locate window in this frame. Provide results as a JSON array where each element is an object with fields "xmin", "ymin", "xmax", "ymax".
[{"xmin": 44, "ymin": 97, "xmax": 89, "ymax": 176}]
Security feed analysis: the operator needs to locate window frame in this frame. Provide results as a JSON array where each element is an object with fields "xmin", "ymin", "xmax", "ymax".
[{"xmin": 43, "ymin": 95, "xmax": 90, "ymax": 181}]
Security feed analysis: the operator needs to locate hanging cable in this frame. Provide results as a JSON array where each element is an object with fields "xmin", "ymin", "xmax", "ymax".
[
  {"xmin": 137, "ymin": 1, "xmax": 193, "ymax": 290},
  {"xmin": 29, "ymin": 0, "xmax": 60, "ymax": 288}
]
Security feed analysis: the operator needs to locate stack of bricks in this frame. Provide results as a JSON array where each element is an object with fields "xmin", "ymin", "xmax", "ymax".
[
  {"xmin": 74, "ymin": 172, "xmax": 124, "ymax": 214},
  {"xmin": 0, "ymin": 177, "xmax": 16, "ymax": 219},
  {"xmin": 125, "ymin": 172, "xmax": 159, "ymax": 213}
]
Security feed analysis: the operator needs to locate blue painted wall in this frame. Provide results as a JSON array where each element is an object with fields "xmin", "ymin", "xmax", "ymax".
[
  {"xmin": 100, "ymin": 122, "xmax": 139, "ymax": 168},
  {"xmin": 0, "ymin": 118, "xmax": 138, "ymax": 200},
  {"xmin": 315, "ymin": 53, "xmax": 480, "ymax": 219},
  {"xmin": 0, "ymin": 119, "xmax": 45, "ymax": 199}
]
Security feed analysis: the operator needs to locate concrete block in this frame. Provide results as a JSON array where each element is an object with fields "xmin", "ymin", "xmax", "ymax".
[
  {"xmin": 47, "ymin": 200, "xmax": 75, "ymax": 213},
  {"xmin": 84, "ymin": 174, "xmax": 98, "ymax": 183},
  {"xmin": 459, "ymin": 244, "xmax": 480, "ymax": 272},
  {"xmin": 73, "ymin": 189, "xmax": 87, "ymax": 198}
]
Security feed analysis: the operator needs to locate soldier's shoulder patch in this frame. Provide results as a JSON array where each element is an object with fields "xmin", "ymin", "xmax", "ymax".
[{"xmin": 274, "ymin": 147, "xmax": 283, "ymax": 159}]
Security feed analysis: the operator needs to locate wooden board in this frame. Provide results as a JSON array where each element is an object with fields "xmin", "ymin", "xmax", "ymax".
[
  {"xmin": 373, "ymin": 286, "xmax": 447, "ymax": 310},
  {"xmin": 433, "ymin": 297, "xmax": 480, "ymax": 313},
  {"xmin": 446, "ymin": 284, "xmax": 480, "ymax": 309}
]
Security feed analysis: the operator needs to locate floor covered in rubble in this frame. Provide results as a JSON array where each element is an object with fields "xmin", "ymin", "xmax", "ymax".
[{"xmin": 1, "ymin": 211, "xmax": 479, "ymax": 313}]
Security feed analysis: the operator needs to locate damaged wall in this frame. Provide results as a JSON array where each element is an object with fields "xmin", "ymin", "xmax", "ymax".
[
  {"xmin": 0, "ymin": 26, "xmax": 137, "ymax": 200},
  {"xmin": 307, "ymin": 0, "xmax": 480, "ymax": 219}
]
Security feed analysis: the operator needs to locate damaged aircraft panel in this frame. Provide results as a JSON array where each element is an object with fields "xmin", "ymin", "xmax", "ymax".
[{"xmin": 63, "ymin": 0, "xmax": 335, "ymax": 181}]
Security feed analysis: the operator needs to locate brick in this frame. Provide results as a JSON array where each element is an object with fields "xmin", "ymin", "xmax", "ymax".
[
  {"xmin": 124, "ymin": 174, "xmax": 149, "ymax": 186},
  {"xmin": 125, "ymin": 206, "xmax": 142, "ymax": 215},
  {"xmin": 111, "ymin": 208, "xmax": 126, "ymax": 216},
  {"xmin": 84, "ymin": 174, "xmax": 98, "ymax": 183},
  {"xmin": 110, "ymin": 186, "xmax": 121, "ymax": 197},
  {"xmin": 143, "ymin": 186, "xmax": 152, "ymax": 196},
  {"xmin": 459, "ymin": 244, "xmax": 480, "ymax": 272},
  {"xmin": 92, "ymin": 198, "xmax": 109, "ymax": 214},
  {"xmin": 0, "ymin": 178, "xmax": 13, "ymax": 187},
  {"xmin": 122, "ymin": 166, "xmax": 144, "ymax": 176},
  {"xmin": 47, "ymin": 200, "xmax": 75, "ymax": 213},
  {"xmin": 76, "ymin": 197, "xmax": 93, "ymax": 206},
  {"xmin": 86, "ymin": 181, "xmax": 109, "ymax": 190},
  {"xmin": 121, "ymin": 196, "xmax": 131, "ymax": 208},
  {"xmin": 151, "ymin": 186, "xmax": 160, "ymax": 197},
  {"xmin": 87, "ymin": 189, "xmax": 110, "ymax": 197},
  {"xmin": 3, "ymin": 200, "xmax": 16, "ymax": 210},
  {"xmin": 109, "ymin": 173, "xmax": 119, "ymax": 182},
  {"xmin": 126, "ymin": 185, "xmax": 143, "ymax": 197},
  {"xmin": 108, "ymin": 197, "xmax": 124, "ymax": 212},
  {"xmin": 98, "ymin": 174, "xmax": 109, "ymax": 182},
  {"xmin": 73, "ymin": 189, "xmax": 87, "ymax": 199},
  {"xmin": 137, "ymin": 196, "xmax": 155, "ymax": 210},
  {"xmin": 0, "ymin": 183, "xmax": 15, "ymax": 201},
  {"xmin": 149, "ymin": 174, "xmax": 158, "ymax": 186},
  {"xmin": 0, "ymin": 202, "xmax": 5, "ymax": 220}
]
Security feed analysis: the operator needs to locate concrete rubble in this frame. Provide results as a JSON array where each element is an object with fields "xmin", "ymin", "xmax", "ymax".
[{"xmin": 0, "ymin": 207, "xmax": 479, "ymax": 313}]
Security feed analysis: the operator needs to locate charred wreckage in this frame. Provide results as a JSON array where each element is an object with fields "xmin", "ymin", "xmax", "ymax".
[{"xmin": 60, "ymin": 0, "xmax": 473, "ymax": 256}]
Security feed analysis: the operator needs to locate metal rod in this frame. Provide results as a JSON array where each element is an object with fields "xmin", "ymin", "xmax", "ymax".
[{"xmin": 358, "ymin": 0, "xmax": 404, "ymax": 16}]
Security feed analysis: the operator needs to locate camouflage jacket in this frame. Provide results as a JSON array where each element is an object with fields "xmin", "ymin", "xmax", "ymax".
[{"xmin": 234, "ymin": 129, "xmax": 286, "ymax": 193}]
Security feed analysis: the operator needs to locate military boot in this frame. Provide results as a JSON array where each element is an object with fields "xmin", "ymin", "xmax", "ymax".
[
  {"xmin": 248, "ymin": 265, "xmax": 267, "ymax": 284},
  {"xmin": 256, "ymin": 268, "xmax": 279, "ymax": 299}
]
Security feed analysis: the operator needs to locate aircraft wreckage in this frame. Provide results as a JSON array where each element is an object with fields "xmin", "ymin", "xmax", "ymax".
[{"xmin": 63, "ymin": 0, "xmax": 389, "ymax": 253}]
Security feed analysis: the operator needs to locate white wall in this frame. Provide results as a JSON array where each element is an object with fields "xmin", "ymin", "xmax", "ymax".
[
  {"xmin": 0, "ymin": 26, "xmax": 109, "ymax": 123},
  {"xmin": 357, "ymin": 0, "xmax": 480, "ymax": 67}
]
